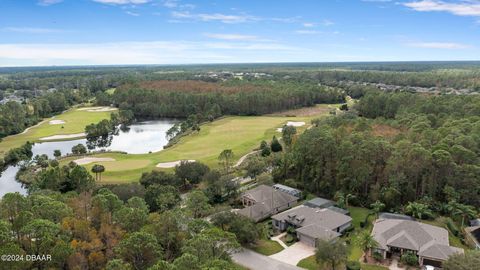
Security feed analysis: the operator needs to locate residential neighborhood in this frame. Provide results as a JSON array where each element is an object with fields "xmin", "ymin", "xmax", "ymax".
[{"xmin": 232, "ymin": 182, "xmax": 470, "ymax": 270}]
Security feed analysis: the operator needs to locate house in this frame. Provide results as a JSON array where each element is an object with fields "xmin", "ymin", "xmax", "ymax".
[
  {"xmin": 271, "ymin": 205, "xmax": 352, "ymax": 247},
  {"xmin": 304, "ymin": 197, "xmax": 335, "ymax": 209},
  {"xmin": 371, "ymin": 219, "xmax": 464, "ymax": 268},
  {"xmin": 237, "ymin": 185, "xmax": 298, "ymax": 222},
  {"xmin": 272, "ymin": 184, "xmax": 302, "ymax": 198}
]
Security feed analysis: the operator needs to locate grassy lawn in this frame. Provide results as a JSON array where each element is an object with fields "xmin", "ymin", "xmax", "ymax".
[
  {"xmin": 0, "ymin": 107, "xmax": 115, "ymax": 157},
  {"xmin": 361, "ymin": 264, "xmax": 389, "ymax": 270},
  {"xmin": 64, "ymin": 104, "xmax": 336, "ymax": 183},
  {"xmin": 297, "ymin": 255, "xmax": 318, "ymax": 270},
  {"xmin": 248, "ymin": 239, "xmax": 284, "ymax": 256},
  {"xmin": 347, "ymin": 207, "xmax": 373, "ymax": 261}
]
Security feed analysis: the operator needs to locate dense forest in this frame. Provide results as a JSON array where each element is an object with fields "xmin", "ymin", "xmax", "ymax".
[
  {"xmin": 277, "ymin": 93, "xmax": 480, "ymax": 211},
  {"xmin": 113, "ymin": 80, "xmax": 345, "ymax": 118},
  {"xmin": 1, "ymin": 160, "xmax": 257, "ymax": 270}
]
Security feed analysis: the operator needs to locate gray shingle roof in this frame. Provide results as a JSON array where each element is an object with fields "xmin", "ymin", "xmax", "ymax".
[
  {"xmin": 272, "ymin": 205, "xmax": 352, "ymax": 231},
  {"xmin": 304, "ymin": 197, "xmax": 335, "ymax": 209},
  {"xmin": 296, "ymin": 224, "xmax": 340, "ymax": 241},
  {"xmin": 372, "ymin": 219, "xmax": 464, "ymax": 261},
  {"xmin": 238, "ymin": 185, "xmax": 298, "ymax": 221},
  {"xmin": 243, "ymin": 185, "xmax": 297, "ymax": 205}
]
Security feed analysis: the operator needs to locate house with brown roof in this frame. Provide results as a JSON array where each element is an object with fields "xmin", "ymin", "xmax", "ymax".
[
  {"xmin": 371, "ymin": 219, "xmax": 464, "ymax": 268},
  {"xmin": 271, "ymin": 205, "xmax": 352, "ymax": 247},
  {"xmin": 237, "ymin": 185, "xmax": 298, "ymax": 222}
]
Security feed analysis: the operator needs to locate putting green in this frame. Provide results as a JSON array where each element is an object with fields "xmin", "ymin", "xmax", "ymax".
[
  {"xmin": 64, "ymin": 104, "xmax": 338, "ymax": 184},
  {"xmin": 0, "ymin": 107, "xmax": 116, "ymax": 157}
]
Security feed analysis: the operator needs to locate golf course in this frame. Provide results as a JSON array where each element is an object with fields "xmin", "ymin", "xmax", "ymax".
[
  {"xmin": 60, "ymin": 104, "xmax": 340, "ymax": 183},
  {"xmin": 0, "ymin": 106, "xmax": 116, "ymax": 157}
]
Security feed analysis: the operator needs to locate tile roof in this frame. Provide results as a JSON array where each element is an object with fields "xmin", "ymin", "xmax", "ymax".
[{"xmin": 372, "ymin": 219, "xmax": 464, "ymax": 261}]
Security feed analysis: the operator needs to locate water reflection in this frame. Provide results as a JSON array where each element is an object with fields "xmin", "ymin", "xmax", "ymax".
[{"xmin": 0, "ymin": 120, "xmax": 176, "ymax": 197}]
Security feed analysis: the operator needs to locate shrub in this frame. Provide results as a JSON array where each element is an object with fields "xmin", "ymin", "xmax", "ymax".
[
  {"xmin": 346, "ymin": 261, "xmax": 361, "ymax": 270},
  {"xmin": 446, "ymin": 218, "xmax": 460, "ymax": 237},
  {"xmin": 400, "ymin": 251, "xmax": 418, "ymax": 266},
  {"xmin": 285, "ymin": 234, "xmax": 294, "ymax": 243},
  {"xmin": 372, "ymin": 251, "xmax": 383, "ymax": 261}
]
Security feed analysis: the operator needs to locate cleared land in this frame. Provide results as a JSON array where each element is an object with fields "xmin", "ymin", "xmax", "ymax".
[
  {"xmin": 65, "ymin": 104, "xmax": 338, "ymax": 183},
  {"xmin": 0, "ymin": 107, "xmax": 116, "ymax": 157}
]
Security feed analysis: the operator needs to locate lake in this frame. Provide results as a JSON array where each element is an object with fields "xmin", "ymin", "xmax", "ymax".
[{"xmin": 0, "ymin": 120, "xmax": 177, "ymax": 197}]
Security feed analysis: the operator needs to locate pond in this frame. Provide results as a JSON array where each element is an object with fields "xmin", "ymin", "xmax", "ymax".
[{"xmin": 0, "ymin": 120, "xmax": 177, "ymax": 197}]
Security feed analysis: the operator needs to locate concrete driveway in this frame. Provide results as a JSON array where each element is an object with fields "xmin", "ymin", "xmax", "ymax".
[
  {"xmin": 232, "ymin": 249, "xmax": 303, "ymax": 270},
  {"xmin": 269, "ymin": 242, "xmax": 316, "ymax": 266}
]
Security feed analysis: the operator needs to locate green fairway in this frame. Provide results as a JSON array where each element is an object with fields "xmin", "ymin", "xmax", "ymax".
[
  {"xmin": 0, "ymin": 107, "xmax": 116, "ymax": 157},
  {"xmin": 65, "ymin": 104, "xmax": 337, "ymax": 183}
]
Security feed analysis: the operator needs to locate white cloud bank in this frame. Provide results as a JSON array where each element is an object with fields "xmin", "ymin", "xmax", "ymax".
[
  {"xmin": 403, "ymin": 0, "xmax": 480, "ymax": 16},
  {"xmin": 407, "ymin": 42, "xmax": 471, "ymax": 49},
  {"xmin": 0, "ymin": 41, "xmax": 303, "ymax": 67}
]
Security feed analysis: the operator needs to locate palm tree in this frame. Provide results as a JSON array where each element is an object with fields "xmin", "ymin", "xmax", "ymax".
[
  {"xmin": 454, "ymin": 204, "xmax": 477, "ymax": 228},
  {"xmin": 335, "ymin": 192, "xmax": 356, "ymax": 209},
  {"xmin": 370, "ymin": 200, "xmax": 385, "ymax": 219},
  {"xmin": 91, "ymin": 164, "xmax": 105, "ymax": 181},
  {"xmin": 405, "ymin": 202, "xmax": 432, "ymax": 220},
  {"xmin": 345, "ymin": 193, "xmax": 355, "ymax": 208},
  {"xmin": 218, "ymin": 149, "xmax": 234, "ymax": 173},
  {"xmin": 356, "ymin": 232, "xmax": 379, "ymax": 263}
]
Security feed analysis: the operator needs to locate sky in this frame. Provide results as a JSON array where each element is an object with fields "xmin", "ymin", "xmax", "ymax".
[{"xmin": 0, "ymin": 0, "xmax": 479, "ymax": 66}]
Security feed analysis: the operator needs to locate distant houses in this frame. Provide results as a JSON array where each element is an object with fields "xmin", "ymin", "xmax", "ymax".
[
  {"xmin": 272, "ymin": 205, "xmax": 352, "ymax": 247},
  {"xmin": 371, "ymin": 218, "xmax": 464, "ymax": 268}
]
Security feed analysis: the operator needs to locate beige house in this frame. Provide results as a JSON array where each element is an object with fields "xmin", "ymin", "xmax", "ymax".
[
  {"xmin": 271, "ymin": 205, "xmax": 352, "ymax": 247},
  {"xmin": 237, "ymin": 185, "xmax": 298, "ymax": 222},
  {"xmin": 371, "ymin": 219, "xmax": 464, "ymax": 268}
]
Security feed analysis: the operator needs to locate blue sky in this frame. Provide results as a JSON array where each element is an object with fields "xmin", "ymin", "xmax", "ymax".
[{"xmin": 0, "ymin": 0, "xmax": 479, "ymax": 66}]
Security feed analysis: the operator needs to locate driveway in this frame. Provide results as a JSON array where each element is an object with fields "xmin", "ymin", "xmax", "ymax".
[
  {"xmin": 232, "ymin": 249, "xmax": 304, "ymax": 270},
  {"xmin": 269, "ymin": 242, "xmax": 316, "ymax": 266}
]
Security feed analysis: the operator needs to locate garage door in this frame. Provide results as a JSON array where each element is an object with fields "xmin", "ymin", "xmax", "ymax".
[
  {"xmin": 422, "ymin": 258, "xmax": 442, "ymax": 268},
  {"xmin": 298, "ymin": 233, "xmax": 316, "ymax": 247}
]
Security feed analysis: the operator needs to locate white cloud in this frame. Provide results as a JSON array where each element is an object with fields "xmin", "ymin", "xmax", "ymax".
[
  {"xmin": 407, "ymin": 42, "xmax": 471, "ymax": 49},
  {"xmin": 362, "ymin": 0, "xmax": 391, "ymax": 2},
  {"xmin": 163, "ymin": 0, "xmax": 194, "ymax": 9},
  {"xmin": 2, "ymin": 27, "xmax": 65, "ymax": 34},
  {"xmin": 171, "ymin": 11, "xmax": 256, "ymax": 23},
  {"xmin": 38, "ymin": 0, "xmax": 63, "ymax": 6},
  {"xmin": 92, "ymin": 0, "xmax": 150, "ymax": 5},
  {"xmin": 0, "ymin": 41, "xmax": 301, "ymax": 67},
  {"xmin": 303, "ymin": 22, "xmax": 315, "ymax": 27},
  {"xmin": 125, "ymin": 11, "xmax": 140, "ymax": 16},
  {"xmin": 203, "ymin": 33, "xmax": 259, "ymax": 41},
  {"xmin": 403, "ymin": 0, "xmax": 480, "ymax": 16}
]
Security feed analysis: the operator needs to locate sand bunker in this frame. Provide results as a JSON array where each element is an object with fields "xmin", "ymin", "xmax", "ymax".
[
  {"xmin": 156, "ymin": 160, "xmax": 196, "ymax": 168},
  {"xmin": 49, "ymin": 120, "xmax": 66, "ymax": 125},
  {"xmin": 39, "ymin": 133, "xmax": 86, "ymax": 141},
  {"xmin": 276, "ymin": 121, "xmax": 306, "ymax": 132},
  {"xmin": 77, "ymin": 107, "xmax": 117, "ymax": 112},
  {"xmin": 74, "ymin": 157, "xmax": 115, "ymax": 165}
]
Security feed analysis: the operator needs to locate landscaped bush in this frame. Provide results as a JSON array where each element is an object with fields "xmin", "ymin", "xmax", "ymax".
[
  {"xmin": 346, "ymin": 261, "xmax": 361, "ymax": 270},
  {"xmin": 400, "ymin": 251, "xmax": 418, "ymax": 266},
  {"xmin": 285, "ymin": 234, "xmax": 294, "ymax": 243},
  {"xmin": 372, "ymin": 251, "xmax": 383, "ymax": 262}
]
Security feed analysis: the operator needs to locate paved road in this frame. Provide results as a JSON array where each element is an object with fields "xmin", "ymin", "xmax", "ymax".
[{"xmin": 232, "ymin": 249, "xmax": 304, "ymax": 270}]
